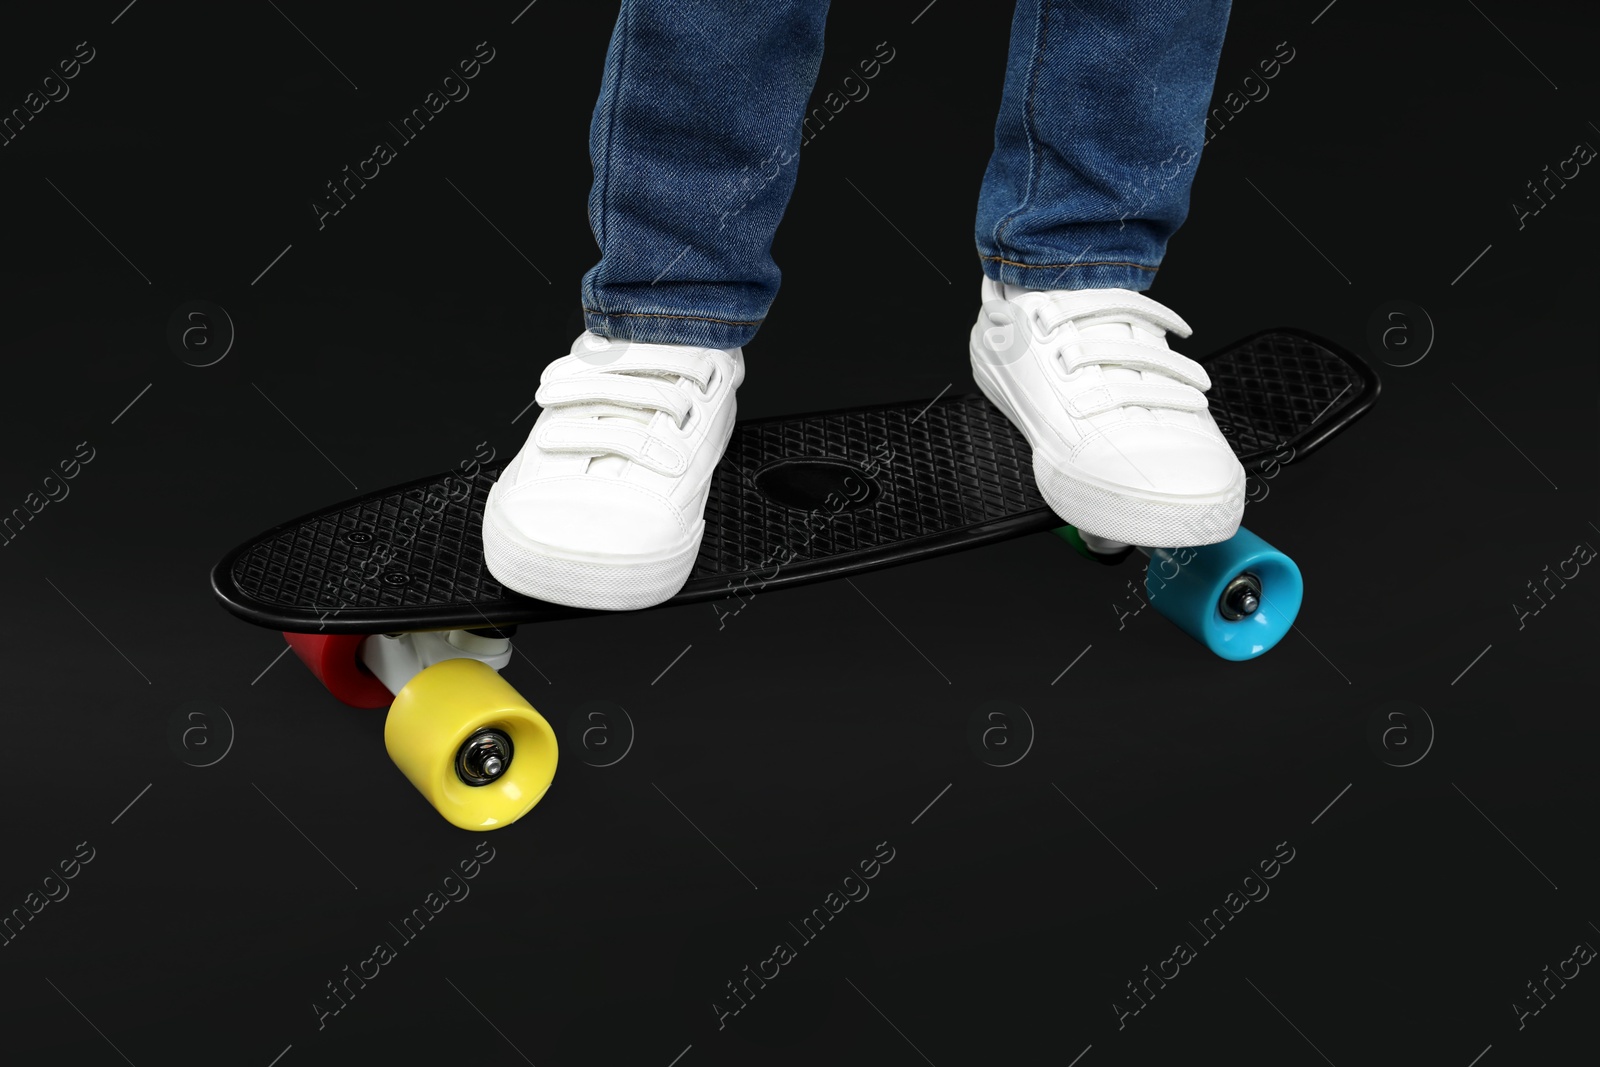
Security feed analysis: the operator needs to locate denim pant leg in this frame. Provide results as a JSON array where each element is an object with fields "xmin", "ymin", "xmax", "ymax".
[
  {"xmin": 976, "ymin": 0, "xmax": 1232, "ymax": 292},
  {"xmin": 581, "ymin": 0, "xmax": 831, "ymax": 349}
]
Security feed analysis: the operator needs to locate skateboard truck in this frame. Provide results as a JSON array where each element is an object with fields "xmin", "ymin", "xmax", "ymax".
[
  {"xmin": 1076, "ymin": 531, "xmax": 1263, "ymax": 618},
  {"xmin": 360, "ymin": 629, "xmax": 514, "ymax": 696},
  {"xmin": 1058, "ymin": 527, "xmax": 1295, "ymax": 658}
]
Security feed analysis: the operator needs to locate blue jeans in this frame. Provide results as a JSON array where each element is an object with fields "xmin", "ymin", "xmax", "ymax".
[{"xmin": 581, "ymin": 0, "xmax": 1232, "ymax": 349}]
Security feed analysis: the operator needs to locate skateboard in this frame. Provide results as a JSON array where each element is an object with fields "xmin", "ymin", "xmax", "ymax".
[{"xmin": 212, "ymin": 327, "xmax": 1378, "ymax": 830}]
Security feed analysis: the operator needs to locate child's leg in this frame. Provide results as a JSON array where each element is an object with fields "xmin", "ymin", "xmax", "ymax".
[
  {"xmin": 486, "ymin": 1, "xmax": 832, "ymax": 611},
  {"xmin": 976, "ymin": 0, "xmax": 1232, "ymax": 290},
  {"xmin": 969, "ymin": 0, "xmax": 1246, "ymax": 549},
  {"xmin": 581, "ymin": 0, "xmax": 832, "ymax": 350}
]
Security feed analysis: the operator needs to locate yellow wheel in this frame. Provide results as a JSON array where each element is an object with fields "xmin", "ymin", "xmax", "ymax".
[{"xmin": 384, "ymin": 658, "xmax": 557, "ymax": 830}]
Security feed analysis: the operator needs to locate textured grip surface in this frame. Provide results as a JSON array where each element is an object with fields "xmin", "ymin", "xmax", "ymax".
[{"xmin": 215, "ymin": 328, "xmax": 1376, "ymax": 631}]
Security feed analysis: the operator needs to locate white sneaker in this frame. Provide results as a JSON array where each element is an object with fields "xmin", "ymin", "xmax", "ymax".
[
  {"xmin": 483, "ymin": 331, "xmax": 744, "ymax": 610},
  {"xmin": 969, "ymin": 276, "xmax": 1245, "ymax": 547}
]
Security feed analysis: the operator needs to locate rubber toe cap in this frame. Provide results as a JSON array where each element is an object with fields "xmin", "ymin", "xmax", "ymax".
[{"xmin": 495, "ymin": 478, "xmax": 692, "ymax": 559}]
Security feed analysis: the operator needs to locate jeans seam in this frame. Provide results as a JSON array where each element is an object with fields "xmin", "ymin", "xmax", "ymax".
[
  {"xmin": 584, "ymin": 307, "xmax": 764, "ymax": 327},
  {"xmin": 992, "ymin": 0, "xmax": 1050, "ymax": 251},
  {"xmin": 979, "ymin": 253, "xmax": 1159, "ymax": 273},
  {"xmin": 591, "ymin": 1, "xmax": 628, "ymax": 299}
]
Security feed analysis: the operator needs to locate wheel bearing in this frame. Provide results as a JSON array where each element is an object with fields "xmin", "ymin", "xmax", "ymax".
[
  {"xmin": 455, "ymin": 728, "xmax": 514, "ymax": 786},
  {"xmin": 1218, "ymin": 573, "xmax": 1262, "ymax": 621}
]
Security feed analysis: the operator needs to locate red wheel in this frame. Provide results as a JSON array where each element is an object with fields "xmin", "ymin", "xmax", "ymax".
[{"xmin": 282, "ymin": 633, "xmax": 394, "ymax": 708}]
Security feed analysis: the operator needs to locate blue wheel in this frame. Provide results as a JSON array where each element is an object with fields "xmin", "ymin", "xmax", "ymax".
[{"xmin": 1143, "ymin": 527, "xmax": 1302, "ymax": 661}]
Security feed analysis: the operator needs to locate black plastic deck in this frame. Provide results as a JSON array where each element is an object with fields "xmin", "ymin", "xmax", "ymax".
[{"xmin": 212, "ymin": 328, "xmax": 1378, "ymax": 632}]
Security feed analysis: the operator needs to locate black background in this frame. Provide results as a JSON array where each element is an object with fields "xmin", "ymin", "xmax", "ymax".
[{"xmin": 0, "ymin": 2, "xmax": 1595, "ymax": 1065}]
